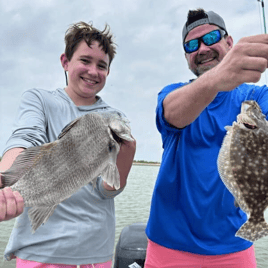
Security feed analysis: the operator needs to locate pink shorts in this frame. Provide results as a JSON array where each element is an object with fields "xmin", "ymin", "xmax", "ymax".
[
  {"xmin": 16, "ymin": 257, "xmax": 112, "ymax": 268},
  {"xmin": 144, "ymin": 239, "xmax": 257, "ymax": 268}
]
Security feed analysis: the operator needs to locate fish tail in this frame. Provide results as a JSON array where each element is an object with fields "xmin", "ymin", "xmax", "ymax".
[
  {"xmin": 236, "ymin": 219, "xmax": 268, "ymax": 242},
  {"xmin": 28, "ymin": 205, "xmax": 57, "ymax": 233}
]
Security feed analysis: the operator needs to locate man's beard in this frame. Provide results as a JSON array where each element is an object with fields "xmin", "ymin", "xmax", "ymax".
[
  {"xmin": 189, "ymin": 45, "xmax": 230, "ymax": 77},
  {"xmin": 192, "ymin": 62, "xmax": 218, "ymax": 77}
]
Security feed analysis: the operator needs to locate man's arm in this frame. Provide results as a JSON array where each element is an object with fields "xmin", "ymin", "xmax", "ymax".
[
  {"xmin": 164, "ymin": 34, "xmax": 268, "ymax": 128},
  {"xmin": 102, "ymin": 138, "xmax": 136, "ymax": 191},
  {"xmin": 0, "ymin": 148, "xmax": 25, "ymax": 221},
  {"xmin": 163, "ymin": 71, "xmax": 218, "ymax": 128}
]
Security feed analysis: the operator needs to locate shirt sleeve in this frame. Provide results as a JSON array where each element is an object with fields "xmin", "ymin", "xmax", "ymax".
[
  {"xmin": 254, "ymin": 85, "xmax": 268, "ymax": 118},
  {"xmin": 156, "ymin": 83, "xmax": 187, "ymax": 135},
  {"xmin": 2, "ymin": 89, "xmax": 48, "ymax": 156},
  {"xmin": 97, "ymin": 177, "xmax": 125, "ymax": 199}
]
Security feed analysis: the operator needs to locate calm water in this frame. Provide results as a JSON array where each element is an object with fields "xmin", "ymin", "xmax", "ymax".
[{"xmin": 1, "ymin": 165, "xmax": 268, "ymax": 267}]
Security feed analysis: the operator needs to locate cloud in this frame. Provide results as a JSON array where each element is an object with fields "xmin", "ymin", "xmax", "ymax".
[{"xmin": 1, "ymin": 0, "xmax": 267, "ymax": 162}]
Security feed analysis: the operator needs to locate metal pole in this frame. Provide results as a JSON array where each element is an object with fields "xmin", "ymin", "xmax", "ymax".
[
  {"xmin": 257, "ymin": 0, "xmax": 268, "ymax": 85},
  {"xmin": 261, "ymin": 0, "xmax": 267, "ymax": 33},
  {"xmin": 258, "ymin": 0, "xmax": 267, "ymax": 34},
  {"xmin": 65, "ymin": 71, "xmax": 68, "ymax": 86}
]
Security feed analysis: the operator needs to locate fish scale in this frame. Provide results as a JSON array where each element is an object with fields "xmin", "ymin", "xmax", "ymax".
[
  {"xmin": 0, "ymin": 112, "xmax": 133, "ymax": 233},
  {"xmin": 218, "ymin": 100, "xmax": 268, "ymax": 242}
]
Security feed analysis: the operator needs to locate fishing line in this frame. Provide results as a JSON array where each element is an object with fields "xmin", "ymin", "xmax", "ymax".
[
  {"xmin": 257, "ymin": 0, "xmax": 264, "ymax": 33},
  {"xmin": 257, "ymin": 0, "xmax": 268, "ymax": 85},
  {"xmin": 257, "ymin": 0, "xmax": 267, "ymax": 34}
]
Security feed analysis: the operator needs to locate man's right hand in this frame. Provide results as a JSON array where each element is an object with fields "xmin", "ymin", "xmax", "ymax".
[
  {"xmin": 0, "ymin": 177, "xmax": 24, "ymax": 221},
  {"xmin": 212, "ymin": 34, "xmax": 268, "ymax": 92}
]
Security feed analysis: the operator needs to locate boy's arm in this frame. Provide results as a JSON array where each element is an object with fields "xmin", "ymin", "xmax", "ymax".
[
  {"xmin": 102, "ymin": 138, "xmax": 136, "ymax": 191},
  {"xmin": 0, "ymin": 148, "xmax": 25, "ymax": 221}
]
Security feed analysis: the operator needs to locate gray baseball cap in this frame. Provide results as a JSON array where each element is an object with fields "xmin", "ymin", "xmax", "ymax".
[{"xmin": 182, "ymin": 11, "xmax": 228, "ymax": 42}]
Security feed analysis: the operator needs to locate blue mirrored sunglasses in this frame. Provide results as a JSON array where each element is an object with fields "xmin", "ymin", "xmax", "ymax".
[{"xmin": 184, "ymin": 29, "xmax": 226, "ymax": 54}]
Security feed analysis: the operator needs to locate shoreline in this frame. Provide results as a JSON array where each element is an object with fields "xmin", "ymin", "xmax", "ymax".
[{"xmin": 132, "ymin": 162, "xmax": 160, "ymax": 166}]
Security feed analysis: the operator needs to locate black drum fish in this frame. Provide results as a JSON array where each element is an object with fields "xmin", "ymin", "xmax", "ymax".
[{"xmin": 0, "ymin": 112, "xmax": 133, "ymax": 233}]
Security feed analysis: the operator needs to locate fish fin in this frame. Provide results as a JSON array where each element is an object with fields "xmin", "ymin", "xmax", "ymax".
[
  {"xmin": 28, "ymin": 205, "xmax": 57, "ymax": 233},
  {"xmin": 0, "ymin": 143, "xmax": 56, "ymax": 187},
  {"xmin": 90, "ymin": 177, "xmax": 98, "ymax": 191},
  {"xmin": 234, "ymin": 200, "xmax": 239, "ymax": 208},
  {"xmin": 58, "ymin": 117, "xmax": 81, "ymax": 139},
  {"xmin": 109, "ymin": 121, "xmax": 133, "ymax": 142},
  {"xmin": 236, "ymin": 220, "xmax": 268, "ymax": 242},
  {"xmin": 115, "ymin": 132, "xmax": 133, "ymax": 142},
  {"xmin": 101, "ymin": 163, "xmax": 120, "ymax": 190}
]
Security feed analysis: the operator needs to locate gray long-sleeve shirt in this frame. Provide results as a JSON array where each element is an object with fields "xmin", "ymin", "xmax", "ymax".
[{"xmin": 3, "ymin": 88, "xmax": 125, "ymax": 265}]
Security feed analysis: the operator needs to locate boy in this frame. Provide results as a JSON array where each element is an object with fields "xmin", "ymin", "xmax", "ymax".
[{"xmin": 0, "ymin": 21, "xmax": 136, "ymax": 268}]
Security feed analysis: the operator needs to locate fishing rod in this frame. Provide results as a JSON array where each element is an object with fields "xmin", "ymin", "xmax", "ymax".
[
  {"xmin": 257, "ymin": 0, "xmax": 267, "ymax": 85},
  {"xmin": 257, "ymin": 0, "xmax": 267, "ymax": 34}
]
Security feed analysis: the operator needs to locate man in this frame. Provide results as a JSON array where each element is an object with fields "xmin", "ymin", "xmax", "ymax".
[
  {"xmin": 145, "ymin": 9, "xmax": 268, "ymax": 268},
  {"xmin": 0, "ymin": 21, "xmax": 136, "ymax": 267}
]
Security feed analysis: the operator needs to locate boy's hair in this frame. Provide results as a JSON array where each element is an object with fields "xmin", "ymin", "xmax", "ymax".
[{"xmin": 64, "ymin": 21, "xmax": 116, "ymax": 66}]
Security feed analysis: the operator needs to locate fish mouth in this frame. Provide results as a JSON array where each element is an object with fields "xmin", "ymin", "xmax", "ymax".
[
  {"xmin": 237, "ymin": 114, "xmax": 257, "ymax": 130},
  {"xmin": 243, "ymin": 123, "xmax": 257, "ymax": 129}
]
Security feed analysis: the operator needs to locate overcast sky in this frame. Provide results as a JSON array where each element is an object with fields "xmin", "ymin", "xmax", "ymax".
[{"xmin": 0, "ymin": 0, "xmax": 267, "ymax": 162}]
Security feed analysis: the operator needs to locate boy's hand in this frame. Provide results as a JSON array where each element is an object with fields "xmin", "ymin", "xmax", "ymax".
[
  {"xmin": 0, "ymin": 183, "xmax": 24, "ymax": 221},
  {"xmin": 116, "ymin": 138, "xmax": 136, "ymax": 185}
]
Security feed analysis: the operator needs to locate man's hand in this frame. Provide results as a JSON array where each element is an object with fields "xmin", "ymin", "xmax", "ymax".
[
  {"xmin": 164, "ymin": 34, "xmax": 268, "ymax": 129},
  {"xmin": 0, "ymin": 182, "xmax": 24, "ymax": 221},
  {"xmin": 212, "ymin": 34, "xmax": 268, "ymax": 92}
]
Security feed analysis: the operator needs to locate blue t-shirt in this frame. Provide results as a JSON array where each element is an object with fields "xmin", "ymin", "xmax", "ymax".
[{"xmin": 145, "ymin": 82, "xmax": 268, "ymax": 255}]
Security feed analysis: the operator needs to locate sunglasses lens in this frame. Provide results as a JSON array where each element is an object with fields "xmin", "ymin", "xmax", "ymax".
[
  {"xmin": 203, "ymin": 30, "xmax": 221, "ymax": 46},
  {"xmin": 184, "ymin": 39, "xmax": 199, "ymax": 53},
  {"xmin": 184, "ymin": 30, "xmax": 224, "ymax": 53}
]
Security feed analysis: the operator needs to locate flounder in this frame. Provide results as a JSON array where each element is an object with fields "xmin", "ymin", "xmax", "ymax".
[
  {"xmin": 0, "ymin": 111, "xmax": 133, "ymax": 233},
  {"xmin": 217, "ymin": 100, "xmax": 268, "ymax": 242}
]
